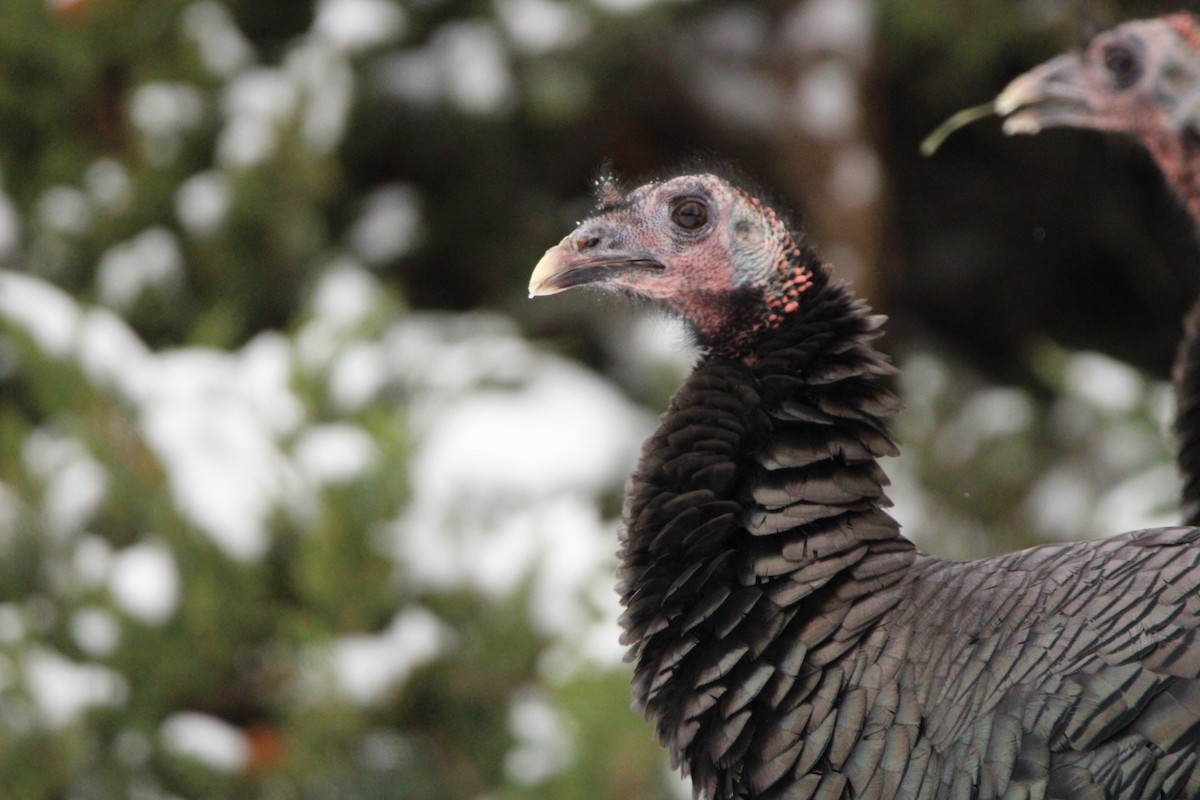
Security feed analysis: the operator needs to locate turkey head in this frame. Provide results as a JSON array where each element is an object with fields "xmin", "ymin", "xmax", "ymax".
[
  {"xmin": 998, "ymin": 14, "xmax": 1200, "ymax": 213},
  {"xmin": 529, "ymin": 173, "xmax": 819, "ymax": 359}
]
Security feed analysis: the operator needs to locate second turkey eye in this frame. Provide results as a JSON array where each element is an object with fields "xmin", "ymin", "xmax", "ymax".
[
  {"xmin": 1103, "ymin": 43, "xmax": 1141, "ymax": 89},
  {"xmin": 672, "ymin": 199, "xmax": 708, "ymax": 230}
]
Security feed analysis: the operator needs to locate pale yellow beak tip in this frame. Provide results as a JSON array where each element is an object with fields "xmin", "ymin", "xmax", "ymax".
[
  {"xmin": 991, "ymin": 73, "xmax": 1043, "ymax": 136},
  {"xmin": 994, "ymin": 81, "xmax": 1025, "ymax": 117},
  {"xmin": 528, "ymin": 247, "xmax": 568, "ymax": 298}
]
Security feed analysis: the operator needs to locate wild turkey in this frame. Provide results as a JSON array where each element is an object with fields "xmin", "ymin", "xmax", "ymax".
[
  {"xmin": 530, "ymin": 171, "xmax": 1200, "ymax": 799},
  {"xmin": 994, "ymin": 13, "xmax": 1200, "ymax": 526}
]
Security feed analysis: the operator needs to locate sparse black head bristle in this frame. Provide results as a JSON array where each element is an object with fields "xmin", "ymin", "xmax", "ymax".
[
  {"xmin": 593, "ymin": 161, "xmax": 626, "ymax": 210},
  {"xmin": 675, "ymin": 154, "xmax": 786, "ymax": 203}
]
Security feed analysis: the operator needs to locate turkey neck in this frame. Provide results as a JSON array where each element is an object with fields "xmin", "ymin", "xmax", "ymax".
[
  {"xmin": 1146, "ymin": 128, "xmax": 1200, "ymax": 524},
  {"xmin": 617, "ymin": 272, "xmax": 916, "ymax": 795},
  {"xmin": 1143, "ymin": 127, "xmax": 1200, "ymax": 223},
  {"xmin": 1178, "ymin": 305, "xmax": 1200, "ymax": 526}
]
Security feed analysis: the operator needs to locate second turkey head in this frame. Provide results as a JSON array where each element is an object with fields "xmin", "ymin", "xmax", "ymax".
[
  {"xmin": 997, "ymin": 15, "xmax": 1200, "ymax": 171},
  {"xmin": 529, "ymin": 173, "xmax": 821, "ymax": 358}
]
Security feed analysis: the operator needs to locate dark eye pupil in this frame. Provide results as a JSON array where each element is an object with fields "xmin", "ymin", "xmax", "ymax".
[
  {"xmin": 673, "ymin": 200, "xmax": 707, "ymax": 230},
  {"xmin": 1104, "ymin": 44, "xmax": 1139, "ymax": 88}
]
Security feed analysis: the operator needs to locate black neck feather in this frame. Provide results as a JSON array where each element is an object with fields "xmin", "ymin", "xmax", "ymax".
[
  {"xmin": 1177, "ymin": 280, "xmax": 1200, "ymax": 527},
  {"xmin": 1164, "ymin": 133, "xmax": 1200, "ymax": 525},
  {"xmin": 617, "ymin": 275, "xmax": 916, "ymax": 797}
]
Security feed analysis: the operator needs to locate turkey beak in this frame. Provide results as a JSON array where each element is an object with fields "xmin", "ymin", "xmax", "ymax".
[
  {"xmin": 529, "ymin": 239, "xmax": 575, "ymax": 296},
  {"xmin": 997, "ymin": 53, "xmax": 1094, "ymax": 134},
  {"xmin": 528, "ymin": 239, "xmax": 664, "ymax": 297}
]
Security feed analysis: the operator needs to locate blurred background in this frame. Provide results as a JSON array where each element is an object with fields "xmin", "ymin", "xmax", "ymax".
[{"xmin": 0, "ymin": 0, "xmax": 1194, "ymax": 797}]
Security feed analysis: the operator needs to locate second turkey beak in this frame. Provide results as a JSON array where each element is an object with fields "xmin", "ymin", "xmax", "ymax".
[
  {"xmin": 997, "ymin": 53, "xmax": 1095, "ymax": 134},
  {"xmin": 529, "ymin": 240, "xmax": 664, "ymax": 297}
]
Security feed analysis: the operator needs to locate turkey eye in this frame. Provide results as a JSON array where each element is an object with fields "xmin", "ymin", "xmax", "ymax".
[
  {"xmin": 672, "ymin": 199, "xmax": 708, "ymax": 230},
  {"xmin": 1103, "ymin": 43, "xmax": 1141, "ymax": 89}
]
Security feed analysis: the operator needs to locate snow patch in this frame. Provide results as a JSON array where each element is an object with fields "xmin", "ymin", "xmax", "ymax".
[
  {"xmin": 71, "ymin": 607, "xmax": 121, "ymax": 657},
  {"xmin": 314, "ymin": 0, "xmax": 406, "ymax": 51},
  {"xmin": 181, "ymin": 1, "xmax": 255, "ymax": 79},
  {"xmin": 1025, "ymin": 466, "xmax": 1094, "ymax": 541},
  {"xmin": 238, "ymin": 333, "xmax": 303, "ymax": 434},
  {"xmin": 347, "ymin": 184, "xmax": 422, "ymax": 265},
  {"xmin": 176, "ymin": 171, "xmax": 230, "ymax": 236},
  {"xmin": 880, "ymin": 452, "xmax": 929, "ymax": 544},
  {"xmin": 161, "ymin": 711, "xmax": 250, "ymax": 772},
  {"xmin": 385, "ymin": 312, "xmax": 540, "ymax": 398},
  {"xmin": 108, "ymin": 540, "xmax": 181, "ymax": 626},
  {"xmin": 609, "ymin": 312, "xmax": 693, "ymax": 394},
  {"xmin": 136, "ymin": 362, "xmax": 305, "ymax": 561},
  {"xmin": 295, "ymin": 264, "xmax": 387, "ymax": 375},
  {"xmin": 329, "ymin": 341, "xmax": 388, "ymax": 411},
  {"xmin": 131, "ymin": 81, "xmax": 207, "ymax": 164},
  {"xmin": 505, "ymin": 690, "xmax": 575, "ymax": 785},
  {"xmin": 785, "ymin": 0, "xmax": 875, "ymax": 61},
  {"xmin": 496, "ymin": 0, "xmax": 589, "ymax": 55},
  {"xmin": 23, "ymin": 648, "xmax": 128, "ymax": 728},
  {"xmin": 934, "ymin": 387, "xmax": 1035, "ymax": 465},
  {"xmin": 222, "ymin": 68, "xmax": 297, "ymax": 123},
  {"xmin": 96, "ymin": 227, "xmax": 184, "ymax": 310},
  {"xmin": 379, "ymin": 50, "xmax": 440, "ymax": 107},
  {"xmin": 130, "ymin": 82, "xmax": 206, "ymax": 138},
  {"xmin": 393, "ymin": 337, "xmax": 648, "ymax": 660},
  {"xmin": 84, "ymin": 158, "xmax": 134, "ymax": 213},
  {"xmin": 22, "ymin": 429, "xmax": 108, "ymax": 536},
  {"xmin": 440, "ymin": 21, "xmax": 515, "ymax": 114},
  {"xmin": 381, "ymin": 21, "xmax": 515, "ymax": 114},
  {"xmin": 216, "ymin": 116, "xmax": 278, "ymax": 167},
  {"xmin": 407, "ymin": 363, "xmax": 648, "ymax": 505},
  {"xmin": 295, "ymin": 320, "xmax": 340, "ymax": 372},
  {"xmin": 1148, "ymin": 382, "xmax": 1175, "ymax": 438},
  {"xmin": 294, "ymin": 423, "xmax": 378, "ymax": 485},
  {"xmin": 103, "ymin": 331, "xmax": 306, "ymax": 562},
  {"xmin": 1095, "ymin": 423, "xmax": 1159, "ymax": 473},
  {"xmin": 330, "ymin": 607, "xmax": 450, "ymax": 704},
  {"xmin": 792, "ymin": 61, "xmax": 859, "ymax": 140},
  {"xmin": 37, "ymin": 185, "xmax": 93, "ymax": 237},
  {"xmin": 72, "ymin": 535, "xmax": 114, "ymax": 589},
  {"xmin": 312, "ymin": 260, "xmax": 382, "ymax": 331},
  {"xmin": 454, "ymin": 507, "xmax": 546, "ymax": 597},
  {"xmin": 525, "ymin": 497, "xmax": 617, "ymax": 639},
  {"xmin": 1063, "ymin": 351, "xmax": 1144, "ymax": 414},
  {"xmin": 216, "ymin": 68, "xmax": 296, "ymax": 166},
  {"xmin": 287, "ymin": 38, "xmax": 355, "ymax": 154},
  {"xmin": 592, "ymin": 0, "xmax": 664, "ymax": 15},
  {"xmin": 77, "ymin": 308, "xmax": 151, "ymax": 390},
  {"xmin": 688, "ymin": 63, "xmax": 784, "ymax": 133},
  {"xmin": 1093, "ymin": 464, "xmax": 1179, "ymax": 537}
]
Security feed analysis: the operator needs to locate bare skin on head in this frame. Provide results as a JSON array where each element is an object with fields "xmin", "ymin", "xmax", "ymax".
[{"xmin": 529, "ymin": 173, "xmax": 817, "ymax": 360}]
